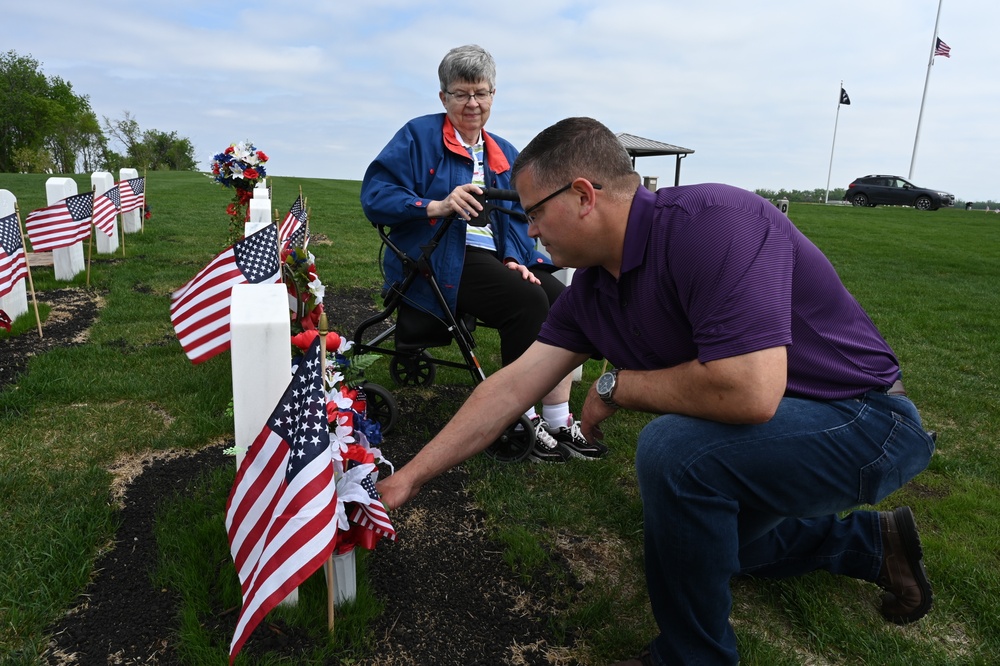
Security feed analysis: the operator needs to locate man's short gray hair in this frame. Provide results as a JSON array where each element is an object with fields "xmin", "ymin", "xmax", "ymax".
[{"xmin": 438, "ymin": 45, "xmax": 496, "ymax": 92}]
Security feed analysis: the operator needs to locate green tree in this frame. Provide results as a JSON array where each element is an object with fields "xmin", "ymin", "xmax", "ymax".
[
  {"xmin": 0, "ymin": 51, "xmax": 54, "ymax": 172},
  {"xmin": 0, "ymin": 50, "xmax": 103, "ymax": 174},
  {"xmin": 103, "ymin": 112, "xmax": 197, "ymax": 172}
]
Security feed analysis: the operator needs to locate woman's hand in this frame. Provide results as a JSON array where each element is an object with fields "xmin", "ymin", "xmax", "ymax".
[
  {"xmin": 503, "ymin": 260, "xmax": 541, "ymax": 285},
  {"xmin": 426, "ymin": 184, "xmax": 483, "ymax": 221}
]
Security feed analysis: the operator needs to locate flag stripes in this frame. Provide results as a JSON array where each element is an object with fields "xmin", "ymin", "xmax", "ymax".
[
  {"xmin": 170, "ymin": 224, "xmax": 281, "ymax": 364},
  {"xmin": 225, "ymin": 338, "xmax": 337, "ymax": 663},
  {"xmin": 279, "ymin": 195, "xmax": 307, "ymax": 248},
  {"xmin": 0, "ymin": 213, "xmax": 28, "ymax": 299},
  {"xmin": 93, "ymin": 186, "xmax": 120, "ymax": 238},
  {"xmin": 119, "ymin": 177, "xmax": 145, "ymax": 213},
  {"xmin": 24, "ymin": 192, "xmax": 93, "ymax": 252}
]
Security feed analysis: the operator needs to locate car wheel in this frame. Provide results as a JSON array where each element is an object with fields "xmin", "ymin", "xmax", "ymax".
[
  {"xmin": 851, "ymin": 193, "xmax": 869, "ymax": 207},
  {"xmin": 914, "ymin": 196, "xmax": 933, "ymax": 211}
]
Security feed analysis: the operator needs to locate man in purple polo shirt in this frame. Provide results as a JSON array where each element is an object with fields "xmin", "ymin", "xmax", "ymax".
[{"xmin": 377, "ymin": 117, "xmax": 936, "ymax": 666}]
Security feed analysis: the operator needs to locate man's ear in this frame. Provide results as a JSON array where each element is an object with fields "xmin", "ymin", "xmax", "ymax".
[{"xmin": 571, "ymin": 178, "xmax": 600, "ymax": 218}]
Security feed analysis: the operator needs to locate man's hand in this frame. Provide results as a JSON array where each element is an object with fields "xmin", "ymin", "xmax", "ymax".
[
  {"xmin": 375, "ymin": 471, "xmax": 420, "ymax": 513},
  {"xmin": 579, "ymin": 381, "xmax": 618, "ymax": 444}
]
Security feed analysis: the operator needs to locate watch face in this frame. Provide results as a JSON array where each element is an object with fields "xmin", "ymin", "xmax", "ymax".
[{"xmin": 597, "ymin": 372, "xmax": 615, "ymax": 396}]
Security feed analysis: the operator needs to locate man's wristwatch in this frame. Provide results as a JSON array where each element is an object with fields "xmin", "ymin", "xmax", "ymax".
[{"xmin": 596, "ymin": 368, "xmax": 620, "ymax": 408}]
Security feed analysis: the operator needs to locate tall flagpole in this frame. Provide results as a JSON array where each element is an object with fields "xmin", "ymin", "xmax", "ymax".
[
  {"xmin": 908, "ymin": 0, "xmax": 945, "ymax": 180},
  {"xmin": 825, "ymin": 80, "xmax": 846, "ymax": 204}
]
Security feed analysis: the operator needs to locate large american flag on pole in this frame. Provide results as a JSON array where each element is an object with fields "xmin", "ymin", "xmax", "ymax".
[
  {"xmin": 225, "ymin": 337, "xmax": 338, "ymax": 663},
  {"xmin": 934, "ymin": 37, "xmax": 951, "ymax": 58},
  {"xmin": 92, "ymin": 185, "xmax": 120, "ymax": 238},
  {"xmin": 118, "ymin": 177, "xmax": 145, "ymax": 213},
  {"xmin": 0, "ymin": 213, "xmax": 28, "ymax": 299},
  {"xmin": 278, "ymin": 195, "xmax": 307, "ymax": 249},
  {"xmin": 24, "ymin": 192, "xmax": 93, "ymax": 252},
  {"xmin": 169, "ymin": 224, "xmax": 281, "ymax": 364}
]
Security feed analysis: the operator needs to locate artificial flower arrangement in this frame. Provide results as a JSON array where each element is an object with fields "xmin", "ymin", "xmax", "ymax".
[
  {"xmin": 284, "ymin": 244, "xmax": 395, "ymax": 553},
  {"xmin": 210, "ymin": 141, "xmax": 268, "ymax": 244}
]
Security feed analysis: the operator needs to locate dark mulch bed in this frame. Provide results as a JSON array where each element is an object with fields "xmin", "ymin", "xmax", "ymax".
[{"xmin": 2, "ymin": 287, "xmax": 580, "ymax": 665}]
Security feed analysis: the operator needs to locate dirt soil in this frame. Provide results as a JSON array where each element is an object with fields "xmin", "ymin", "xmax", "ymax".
[{"xmin": 2, "ymin": 288, "xmax": 583, "ymax": 666}]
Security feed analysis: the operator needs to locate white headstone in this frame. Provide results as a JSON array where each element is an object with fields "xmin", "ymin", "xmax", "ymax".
[
  {"xmin": 46, "ymin": 178, "xmax": 86, "ymax": 281},
  {"xmin": 91, "ymin": 172, "xmax": 119, "ymax": 254},
  {"xmin": 120, "ymin": 168, "xmax": 142, "ymax": 234},
  {"xmin": 246, "ymin": 198, "xmax": 271, "ymax": 237},
  {"xmin": 253, "ymin": 181, "xmax": 269, "ymax": 199},
  {"xmin": 0, "ymin": 189, "xmax": 29, "ymax": 320},
  {"xmin": 230, "ymin": 282, "xmax": 295, "ymax": 603}
]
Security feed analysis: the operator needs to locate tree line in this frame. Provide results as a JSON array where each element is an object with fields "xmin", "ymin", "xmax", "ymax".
[{"xmin": 0, "ymin": 50, "xmax": 196, "ymax": 175}]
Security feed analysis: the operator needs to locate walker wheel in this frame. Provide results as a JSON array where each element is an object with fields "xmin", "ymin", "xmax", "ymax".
[
  {"xmin": 389, "ymin": 351, "xmax": 437, "ymax": 386},
  {"xmin": 360, "ymin": 382, "xmax": 399, "ymax": 436},
  {"xmin": 484, "ymin": 415, "xmax": 536, "ymax": 463}
]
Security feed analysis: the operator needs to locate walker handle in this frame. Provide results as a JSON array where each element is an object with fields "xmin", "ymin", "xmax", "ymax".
[
  {"xmin": 470, "ymin": 188, "xmax": 527, "ymax": 226},
  {"xmin": 479, "ymin": 187, "xmax": 520, "ymax": 202}
]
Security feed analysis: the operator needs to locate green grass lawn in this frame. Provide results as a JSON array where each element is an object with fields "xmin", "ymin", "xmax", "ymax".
[{"xmin": 1, "ymin": 171, "xmax": 998, "ymax": 664}]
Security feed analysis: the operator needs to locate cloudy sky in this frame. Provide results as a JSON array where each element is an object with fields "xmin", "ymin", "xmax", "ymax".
[{"xmin": 8, "ymin": 1, "xmax": 998, "ymax": 201}]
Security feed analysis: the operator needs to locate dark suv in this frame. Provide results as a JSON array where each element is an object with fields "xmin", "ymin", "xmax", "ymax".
[{"xmin": 844, "ymin": 175, "xmax": 955, "ymax": 210}]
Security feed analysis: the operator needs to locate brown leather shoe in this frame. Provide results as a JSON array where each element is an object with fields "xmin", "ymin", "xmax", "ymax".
[
  {"xmin": 877, "ymin": 506, "xmax": 933, "ymax": 624},
  {"xmin": 610, "ymin": 645, "xmax": 655, "ymax": 665}
]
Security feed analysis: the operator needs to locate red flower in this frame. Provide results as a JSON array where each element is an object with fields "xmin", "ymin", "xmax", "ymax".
[
  {"xmin": 224, "ymin": 145, "xmax": 235, "ymax": 154},
  {"xmin": 226, "ymin": 202, "xmax": 238, "ymax": 216},
  {"xmin": 344, "ymin": 443, "xmax": 375, "ymax": 466},
  {"xmin": 290, "ymin": 330, "xmax": 344, "ymax": 352},
  {"xmin": 257, "ymin": 150, "xmax": 269, "ymax": 161},
  {"xmin": 243, "ymin": 167, "xmax": 259, "ymax": 180},
  {"xmin": 291, "ymin": 330, "xmax": 319, "ymax": 350}
]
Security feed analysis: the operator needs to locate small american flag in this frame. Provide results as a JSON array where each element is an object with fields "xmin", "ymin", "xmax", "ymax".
[
  {"xmin": 934, "ymin": 37, "xmax": 951, "ymax": 58},
  {"xmin": 1, "ymin": 213, "xmax": 28, "ymax": 300},
  {"xmin": 169, "ymin": 224, "xmax": 281, "ymax": 364},
  {"xmin": 348, "ymin": 464, "xmax": 396, "ymax": 541},
  {"xmin": 24, "ymin": 192, "xmax": 93, "ymax": 252},
  {"xmin": 278, "ymin": 195, "xmax": 308, "ymax": 249},
  {"xmin": 0, "ymin": 309, "xmax": 11, "ymax": 332},
  {"xmin": 118, "ymin": 177, "xmax": 145, "ymax": 213},
  {"xmin": 225, "ymin": 337, "xmax": 338, "ymax": 663},
  {"xmin": 93, "ymin": 186, "xmax": 120, "ymax": 238}
]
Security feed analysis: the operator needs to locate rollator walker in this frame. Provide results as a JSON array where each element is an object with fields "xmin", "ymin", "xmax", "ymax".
[{"xmin": 352, "ymin": 188, "xmax": 537, "ymax": 462}]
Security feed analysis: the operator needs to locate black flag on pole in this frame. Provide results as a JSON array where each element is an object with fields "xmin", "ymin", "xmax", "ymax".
[{"xmin": 840, "ymin": 87, "xmax": 851, "ymax": 105}]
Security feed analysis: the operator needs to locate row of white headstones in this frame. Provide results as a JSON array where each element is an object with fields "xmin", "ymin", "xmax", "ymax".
[
  {"xmin": 0, "ymin": 174, "xmax": 355, "ymax": 607},
  {"xmin": 0, "ymin": 168, "xmax": 143, "ymax": 319}
]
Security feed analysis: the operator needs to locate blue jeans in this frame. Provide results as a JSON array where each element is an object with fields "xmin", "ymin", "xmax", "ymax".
[{"xmin": 635, "ymin": 391, "xmax": 935, "ymax": 665}]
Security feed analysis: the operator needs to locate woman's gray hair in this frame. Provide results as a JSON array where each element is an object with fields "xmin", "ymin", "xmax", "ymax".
[{"xmin": 438, "ymin": 45, "xmax": 496, "ymax": 91}]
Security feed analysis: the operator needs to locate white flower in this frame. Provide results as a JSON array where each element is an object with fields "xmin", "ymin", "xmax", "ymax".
[
  {"xmin": 307, "ymin": 276, "xmax": 326, "ymax": 301},
  {"xmin": 330, "ymin": 413, "xmax": 355, "ymax": 454},
  {"xmin": 333, "ymin": 462, "xmax": 377, "ymax": 531}
]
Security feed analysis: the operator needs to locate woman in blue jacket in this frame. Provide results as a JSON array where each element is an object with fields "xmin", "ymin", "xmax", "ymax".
[{"xmin": 361, "ymin": 45, "xmax": 605, "ymax": 462}]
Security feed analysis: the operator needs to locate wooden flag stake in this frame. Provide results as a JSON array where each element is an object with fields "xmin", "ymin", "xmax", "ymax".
[
  {"xmin": 86, "ymin": 186, "xmax": 95, "ymax": 287},
  {"xmin": 318, "ymin": 313, "xmax": 336, "ymax": 634},
  {"xmin": 14, "ymin": 204, "xmax": 43, "ymax": 338},
  {"xmin": 141, "ymin": 168, "xmax": 147, "ymax": 233}
]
